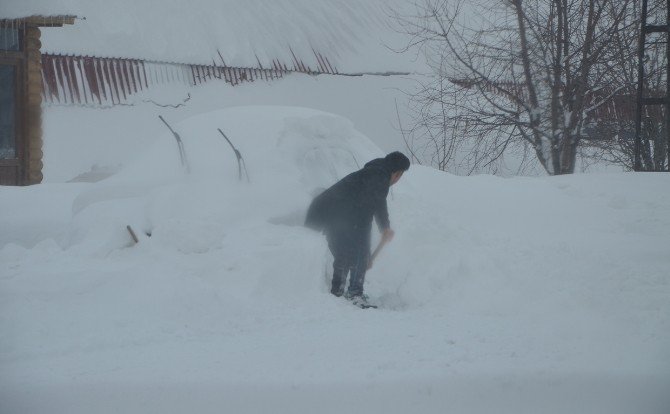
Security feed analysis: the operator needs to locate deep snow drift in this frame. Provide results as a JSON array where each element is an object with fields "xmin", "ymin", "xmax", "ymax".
[
  {"xmin": 1, "ymin": 107, "xmax": 669, "ymax": 414},
  {"xmin": 40, "ymin": 74, "xmax": 422, "ymax": 183}
]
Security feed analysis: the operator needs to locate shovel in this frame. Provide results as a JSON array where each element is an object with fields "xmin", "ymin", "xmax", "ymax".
[{"xmin": 367, "ymin": 230, "xmax": 393, "ymax": 270}]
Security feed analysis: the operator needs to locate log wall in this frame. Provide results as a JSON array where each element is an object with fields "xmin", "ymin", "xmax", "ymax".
[{"xmin": 25, "ymin": 26, "xmax": 43, "ymax": 184}]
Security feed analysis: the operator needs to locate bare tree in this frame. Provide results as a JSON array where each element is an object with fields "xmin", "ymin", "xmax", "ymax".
[
  {"xmin": 582, "ymin": 0, "xmax": 668, "ymax": 171},
  {"xmin": 393, "ymin": 0, "xmax": 634, "ymax": 175}
]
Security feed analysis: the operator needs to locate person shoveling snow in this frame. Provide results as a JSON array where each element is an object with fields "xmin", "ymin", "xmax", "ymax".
[{"xmin": 305, "ymin": 152, "xmax": 410, "ymax": 308}]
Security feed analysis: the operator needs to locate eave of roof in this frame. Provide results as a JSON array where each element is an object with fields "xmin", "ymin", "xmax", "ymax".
[{"xmin": 0, "ymin": 15, "xmax": 76, "ymax": 27}]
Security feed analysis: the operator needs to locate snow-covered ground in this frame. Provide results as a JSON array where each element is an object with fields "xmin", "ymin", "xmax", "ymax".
[{"xmin": 1, "ymin": 106, "xmax": 669, "ymax": 414}]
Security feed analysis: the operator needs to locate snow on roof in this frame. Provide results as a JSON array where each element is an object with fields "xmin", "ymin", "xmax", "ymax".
[
  {"xmin": 1, "ymin": 0, "xmax": 419, "ymax": 73},
  {"xmin": 0, "ymin": 15, "xmax": 76, "ymax": 26}
]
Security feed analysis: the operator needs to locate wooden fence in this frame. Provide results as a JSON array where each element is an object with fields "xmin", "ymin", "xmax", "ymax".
[{"xmin": 41, "ymin": 51, "xmax": 339, "ymax": 107}]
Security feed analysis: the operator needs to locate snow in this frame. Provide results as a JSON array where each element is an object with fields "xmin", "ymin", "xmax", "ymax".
[
  {"xmin": 1, "ymin": 0, "xmax": 419, "ymax": 73},
  {"xmin": 40, "ymin": 74, "xmax": 420, "ymax": 183},
  {"xmin": 2, "ymin": 1, "xmax": 666, "ymax": 411},
  {"xmin": 1, "ymin": 106, "xmax": 669, "ymax": 414}
]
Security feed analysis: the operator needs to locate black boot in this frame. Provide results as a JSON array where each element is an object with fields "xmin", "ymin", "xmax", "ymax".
[
  {"xmin": 331, "ymin": 285, "xmax": 345, "ymax": 297},
  {"xmin": 330, "ymin": 273, "xmax": 346, "ymax": 297}
]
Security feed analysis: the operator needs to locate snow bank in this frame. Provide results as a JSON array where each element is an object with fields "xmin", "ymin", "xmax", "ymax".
[
  {"xmin": 41, "ymin": 74, "xmax": 418, "ymax": 183},
  {"xmin": 60, "ymin": 106, "xmax": 380, "ymax": 256},
  {"xmin": 1, "ymin": 106, "xmax": 669, "ymax": 414}
]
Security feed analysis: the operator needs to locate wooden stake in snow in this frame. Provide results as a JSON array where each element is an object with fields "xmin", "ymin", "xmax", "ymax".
[{"xmin": 126, "ymin": 225, "xmax": 139, "ymax": 244}]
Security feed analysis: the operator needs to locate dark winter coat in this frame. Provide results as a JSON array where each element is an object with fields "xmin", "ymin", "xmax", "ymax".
[{"xmin": 305, "ymin": 157, "xmax": 392, "ymax": 235}]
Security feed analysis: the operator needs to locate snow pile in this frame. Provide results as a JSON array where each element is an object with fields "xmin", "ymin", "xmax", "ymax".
[
  {"xmin": 41, "ymin": 74, "xmax": 420, "ymax": 183},
  {"xmin": 1, "ymin": 107, "xmax": 669, "ymax": 414},
  {"xmin": 60, "ymin": 106, "xmax": 381, "ymax": 257}
]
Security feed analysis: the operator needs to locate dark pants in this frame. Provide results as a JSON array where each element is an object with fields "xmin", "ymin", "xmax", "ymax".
[{"xmin": 326, "ymin": 225, "xmax": 371, "ymax": 297}]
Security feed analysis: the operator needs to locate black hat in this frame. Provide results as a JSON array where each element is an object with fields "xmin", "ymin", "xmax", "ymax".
[{"xmin": 385, "ymin": 151, "xmax": 410, "ymax": 172}]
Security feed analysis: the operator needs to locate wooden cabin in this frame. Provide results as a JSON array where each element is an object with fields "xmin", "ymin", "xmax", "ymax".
[{"xmin": 0, "ymin": 15, "xmax": 74, "ymax": 185}]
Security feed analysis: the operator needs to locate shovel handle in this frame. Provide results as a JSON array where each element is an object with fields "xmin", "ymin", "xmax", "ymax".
[{"xmin": 368, "ymin": 238, "xmax": 389, "ymax": 269}]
